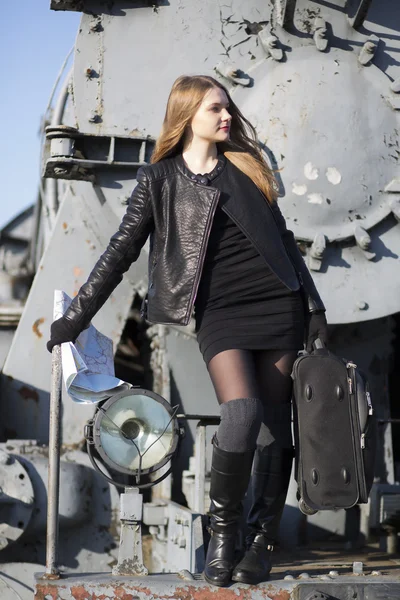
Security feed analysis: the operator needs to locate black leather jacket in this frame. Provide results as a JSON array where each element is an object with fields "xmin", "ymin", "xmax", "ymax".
[{"xmin": 61, "ymin": 154, "xmax": 325, "ymax": 335}]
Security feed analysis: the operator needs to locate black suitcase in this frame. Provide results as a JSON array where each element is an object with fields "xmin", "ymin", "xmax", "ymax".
[{"xmin": 291, "ymin": 340, "xmax": 377, "ymax": 515}]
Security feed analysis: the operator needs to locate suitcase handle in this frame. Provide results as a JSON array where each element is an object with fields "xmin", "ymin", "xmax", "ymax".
[
  {"xmin": 312, "ymin": 337, "xmax": 330, "ymax": 355},
  {"xmin": 313, "ymin": 337, "xmax": 326, "ymax": 350}
]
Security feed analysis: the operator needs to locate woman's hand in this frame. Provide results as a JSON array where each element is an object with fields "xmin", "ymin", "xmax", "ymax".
[
  {"xmin": 46, "ymin": 317, "xmax": 79, "ymax": 353},
  {"xmin": 305, "ymin": 310, "xmax": 328, "ymax": 353}
]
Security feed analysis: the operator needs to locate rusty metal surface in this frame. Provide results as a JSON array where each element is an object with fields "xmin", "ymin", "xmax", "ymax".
[
  {"xmin": 34, "ymin": 543, "xmax": 400, "ymax": 599},
  {"xmin": 35, "ymin": 576, "xmax": 292, "ymax": 600},
  {"xmin": 34, "ymin": 569, "xmax": 400, "ymax": 600}
]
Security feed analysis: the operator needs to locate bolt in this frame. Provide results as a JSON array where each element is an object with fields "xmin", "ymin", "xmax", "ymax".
[
  {"xmin": 88, "ymin": 111, "xmax": 101, "ymax": 124},
  {"xmin": 0, "ymin": 536, "xmax": 8, "ymax": 551},
  {"xmin": 298, "ymin": 572, "xmax": 310, "ymax": 579},
  {"xmin": 54, "ymin": 167, "xmax": 69, "ymax": 176},
  {"xmin": 85, "ymin": 67, "xmax": 95, "ymax": 78},
  {"xmin": 0, "ymin": 451, "xmax": 10, "ymax": 465},
  {"xmin": 371, "ymin": 570, "xmax": 382, "ymax": 576},
  {"xmin": 266, "ymin": 36, "xmax": 278, "ymax": 48},
  {"xmin": 90, "ymin": 21, "xmax": 103, "ymax": 33},
  {"xmin": 21, "ymin": 495, "xmax": 34, "ymax": 505},
  {"xmin": 177, "ymin": 569, "xmax": 194, "ymax": 581},
  {"xmin": 353, "ymin": 561, "xmax": 363, "ymax": 575},
  {"xmin": 284, "ymin": 574, "xmax": 294, "ymax": 580},
  {"xmin": 356, "ymin": 301, "xmax": 368, "ymax": 310},
  {"xmin": 329, "ymin": 570, "xmax": 339, "ymax": 576},
  {"xmin": 391, "ymin": 78, "xmax": 400, "ymax": 93}
]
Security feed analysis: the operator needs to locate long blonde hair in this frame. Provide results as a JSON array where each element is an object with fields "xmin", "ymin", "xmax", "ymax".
[{"xmin": 151, "ymin": 75, "xmax": 278, "ymax": 203}]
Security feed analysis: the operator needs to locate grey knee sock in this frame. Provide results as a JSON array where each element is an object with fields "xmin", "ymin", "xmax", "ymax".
[
  {"xmin": 217, "ymin": 397, "xmax": 263, "ymax": 453},
  {"xmin": 256, "ymin": 402, "xmax": 293, "ymax": 450}
]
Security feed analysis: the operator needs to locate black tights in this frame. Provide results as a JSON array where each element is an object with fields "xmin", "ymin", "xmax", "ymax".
[
  {"xmin": 207, "ymin": 349, "xmax": 297, "ymax": 452},
  {"xmin": 208, "ymin": 348, "xmax": 296, "ymax": 406}
]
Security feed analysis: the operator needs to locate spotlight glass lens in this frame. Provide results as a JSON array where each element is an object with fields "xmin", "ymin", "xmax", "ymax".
[{"xmin": 98, "ymin": 392, "xmax": 175, "ymax": 471}]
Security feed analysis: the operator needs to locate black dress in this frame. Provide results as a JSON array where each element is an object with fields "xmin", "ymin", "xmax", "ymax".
[{"xmin": 182, "ymin": 154, "xmax": 305, "ymax": 365}]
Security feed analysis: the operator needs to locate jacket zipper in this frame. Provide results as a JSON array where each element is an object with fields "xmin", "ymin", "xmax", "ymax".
[
  {"xmin": 366, "ymin": 387, "xmax": 373, "ymax": 415},
  {"xmin": 150, "ymin": 253, "xmax": 157, "ymax": 283},
  {"xmin": 185, "ymin": 189, "xmax": 221, "ymax": 323},
  {"xmin": 140, "ymin": 252, "xmax": 158, "ymax": 318}
]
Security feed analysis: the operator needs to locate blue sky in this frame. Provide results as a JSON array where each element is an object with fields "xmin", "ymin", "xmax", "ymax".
[{"xmin": 0, "ymin": 2, "xmax": 80, "ymax": 227}]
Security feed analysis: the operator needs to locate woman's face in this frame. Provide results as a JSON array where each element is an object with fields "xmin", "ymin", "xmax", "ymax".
[{"xmin": 188, "ymin": 86, "xmax": 232, "ymax": 143}]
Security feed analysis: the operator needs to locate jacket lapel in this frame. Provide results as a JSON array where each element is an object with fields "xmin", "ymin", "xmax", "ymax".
[{"xmin": 216, "ymin": 161, "xmax": 299, "ymax": 289}]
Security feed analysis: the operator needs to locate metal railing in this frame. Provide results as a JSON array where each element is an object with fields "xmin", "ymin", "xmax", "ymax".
[{"xmin": 44, "ymin": 344, "xmax": 62, "ymax": 579}]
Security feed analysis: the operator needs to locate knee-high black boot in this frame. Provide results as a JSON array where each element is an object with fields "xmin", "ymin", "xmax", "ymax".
[
  {"xmin": 204, "ymin": 436, "xmax": 255, "ymax": 587},
  {"xmin": 231, "ymin": 445, "xmax": 294, "ymax": 584}
]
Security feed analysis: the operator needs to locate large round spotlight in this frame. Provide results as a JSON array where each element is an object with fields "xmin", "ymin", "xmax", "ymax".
[{"xmin": 89, "ymin": 389, "xmax": 180, "ymax": 479}]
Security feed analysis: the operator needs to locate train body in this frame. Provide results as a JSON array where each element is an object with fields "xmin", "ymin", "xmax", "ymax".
[{"xmin": 0, "ymin": 1, "xmax": 400, "ymax": 598}]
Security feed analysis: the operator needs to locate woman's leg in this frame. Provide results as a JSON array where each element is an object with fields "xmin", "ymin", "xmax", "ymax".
[
  {"xmin": 208, "ymin": 348, "xmax": 259, "ymax": 403},
  {"xmin": 207, "ymin": 348, "xmax": 262, "ymax": 452},
  {"xmin": 204, "ymin": 349, "xmax": 263, "ymax": 586},
  {"xmin": 254, "ymin": 349, "xmax": 297, "ymax": 450},
  {"xmin": 232, "ymin": 349, "xmax": 297, "ymax": 585}
]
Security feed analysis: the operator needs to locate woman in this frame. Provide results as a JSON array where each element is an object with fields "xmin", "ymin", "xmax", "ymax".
[{"xmin": 47, "ymin": 75, "xmax": 327, "ymax": 586}]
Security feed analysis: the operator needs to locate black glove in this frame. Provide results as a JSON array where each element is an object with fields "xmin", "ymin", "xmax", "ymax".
[
  {"xmin": 46, "ymin": 317, "xmax": 79, "ymax": 353},
  {"xmin": 305, "ymin": 310, "xmax": 328, "ymax": 353}
]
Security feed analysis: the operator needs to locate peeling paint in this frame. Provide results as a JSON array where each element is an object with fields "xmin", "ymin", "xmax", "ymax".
[
  {"xmin": 326, "ymin": 167, "xmax": 341, "ymax": 185},
  {"xmin": 292, "ymin": 183, "xmax": 307, "ymax": 196},
  {"xmin": 307, "ymin": 193, "xmax": 324, "ymax": 205},
  {"xmin": 35, "ymin": 581, "xmax": 292, "ymax": 600},
  {"xmin": 70, "ymin": 587, "xmax": 92, "ymax": 600},
  {"xmin": 304, "ymin": 162, "xmax": 319, "ymax": 180}
]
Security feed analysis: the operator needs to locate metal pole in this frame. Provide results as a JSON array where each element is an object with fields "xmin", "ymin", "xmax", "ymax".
[
  {"xmin": 45, "ymin": 344, "xmax": 62, "ymax": 579},
  {"xmin": 112, "ymin": 487, "xmax": 148, "ymax": 576},
  {"xmin": 194, "ymin": 423, "xmax": 207, "ymax": 515}
]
